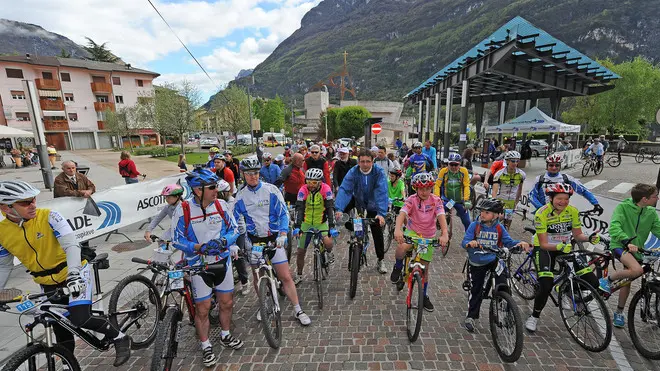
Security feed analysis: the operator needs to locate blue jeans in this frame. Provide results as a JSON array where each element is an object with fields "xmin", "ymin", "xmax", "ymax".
[
  {"xmin": 124, "ymin": 177, "xmax": 138, "ymax": 184},
  {"xmin": 443, "ymin": 199, "xmax": 471, "ymax": 231}
]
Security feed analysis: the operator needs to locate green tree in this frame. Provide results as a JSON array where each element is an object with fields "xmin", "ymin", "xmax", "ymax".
[
  {"xmin": 320, "ymin": 108, "xmax": 340, "ymax": 140},
  {"xmin": 261, "ymin": 95, "xmax": 286, "ymax": 133},
  {"xmin": 211, "ymin": 85, "xmax": 250, "ymax": 139},
  {"xmin": 335, "ymin": 106, "xmax": 372, "ymax": 138},
  {"xmin": 83, "ymin": 37, "xmax": 119, "ymax": 63},
  {"xmin": 252, "ymin": 98, "xmax": 265, "ymax": 120}
]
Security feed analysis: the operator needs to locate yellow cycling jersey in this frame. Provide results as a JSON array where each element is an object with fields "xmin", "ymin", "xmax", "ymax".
[{"xmin": 533, "ymin": 204, "xmax": 581, "ymax": 246}]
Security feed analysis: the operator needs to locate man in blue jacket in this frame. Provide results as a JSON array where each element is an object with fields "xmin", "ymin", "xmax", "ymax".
[
  {"xmin": 334, "ymin": 148, "xmax": 390, "ymax": 273},
  {"xmin": 259, "ymin": 152, "xmax": 281, "ymax": 184},
  {"xmin": 422, "ymin": 140, "xmax": 437, "ymax": 169}
]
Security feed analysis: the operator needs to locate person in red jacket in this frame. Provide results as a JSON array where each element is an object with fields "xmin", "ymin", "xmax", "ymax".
[
  {"xmin": 303, "ymin": 145, "xmax": 331, "ymax": 186},
  {"xmin": 118, "ymin": 151, "xmax": 142, "ymax": 184},
  {"xmin": 275, "ymin": 153, "xmax": 306, "ymax": 205}
]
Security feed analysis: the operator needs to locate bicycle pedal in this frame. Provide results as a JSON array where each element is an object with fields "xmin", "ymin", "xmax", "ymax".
[{"xmin": 462, "ymin": 281, "xmax": 472, "ymax": 292}]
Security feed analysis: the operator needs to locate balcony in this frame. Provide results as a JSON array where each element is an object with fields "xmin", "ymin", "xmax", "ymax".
[
  {"xmin": 90, "ymin": 82, "xmax": 112, "ymax": 93},
  {"xmin": 43, "ymin": 119, "xmax": 69, "ymax": 131},
  {"xmin": 39, "ymin": 99, "xmax": 65, "ymax": 111},
  {"xmin": 35, "ymin": 78, "xmax": 61, "ymax": 91},
  {"xmin": 94, "ymin": 102, "xmax": 115, "ymax": 112},
  {"xmin": 97, "ymin": 121, "xmax": 105, "ymax": 130}
]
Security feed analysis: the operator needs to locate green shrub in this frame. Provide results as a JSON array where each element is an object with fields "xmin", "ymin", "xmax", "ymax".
[{"xmin": 134, "ymin": 147, "xmax": 194, "ymax": 157}]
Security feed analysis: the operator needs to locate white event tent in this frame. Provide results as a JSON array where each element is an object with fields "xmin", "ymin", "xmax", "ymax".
[{"xmin": 485, "ymin": 107, "xmax": 580, "ymax": 134}]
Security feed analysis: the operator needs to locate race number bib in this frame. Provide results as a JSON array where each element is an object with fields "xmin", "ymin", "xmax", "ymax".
[
  {"xmin": 446, "ymin": 200, "xmax": 455, "ymax": 209},
  {"xmin": 548, "ymin": 233, "xmax": 571, "ymax": 245},
  {"xmin": 353, "ymin": 219, "xmax": 363, "ymax": 232},
  {"xmin": 168, "ymin": 270, "xmax": 184, "ymax": 290}
]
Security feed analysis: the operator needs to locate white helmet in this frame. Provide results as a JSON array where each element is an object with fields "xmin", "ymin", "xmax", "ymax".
[
  {"xmin": 305, "ymin": 168, "xmax": 324, "ymax": 181},
  {"xmin": 504, "ymin": 151, "xmax": 521, "ymax": 160},
  {"xmin": 217, "ymin": 179, "xmax": 231, "ymax": 193},
  {"xmin": 0, "ymin": 180, "xmax": 40, "ymax": 205},
  {"xmin": 262, "ymin": 152, "xmax": 273, "ymax": 160}
]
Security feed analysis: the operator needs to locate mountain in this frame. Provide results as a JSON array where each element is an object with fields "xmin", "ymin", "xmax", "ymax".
[
  {"xmin": 248, "ymin": 0, "xmax": 660, "ymax": 103},
  {"xmin": 236, "ymin": 69, "xmax": 253, "ymax": 79},
  {"xmin": 0, "ymin": 19, "xmax": 89, "ymax": 59}
]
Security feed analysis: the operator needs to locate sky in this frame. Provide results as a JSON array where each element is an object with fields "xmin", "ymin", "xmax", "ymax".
[{"xmin": 2, "ymin": 0, "xmax": 322, "ymax": 101}]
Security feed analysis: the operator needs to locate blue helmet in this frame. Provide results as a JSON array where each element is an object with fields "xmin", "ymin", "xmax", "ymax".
[
  {"xmin": 448, "ymin": 153, "xmax": 462, "ymax": 163},
  {"xmin": 185, "ymin": 168, "xmax": 218, "ymax": 188}
]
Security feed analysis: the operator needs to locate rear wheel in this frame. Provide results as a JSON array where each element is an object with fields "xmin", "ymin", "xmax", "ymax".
[
  {"xmin": 349, "ymin": 243, "xmax": 361, "ymax": 299},
  {"xmin": 628, "ymin": 287, "xmax": 660, "ymax": 359},
  {"xmin": 652, "ymin": 153, "xmax": 660, "ymax": 165},
  {"xmin": 507, "ymin": 252, "xmax": 537, "ymax": 300},
  {"xmin": 258, "ymin": 278, "xmax": 282, "ymax": 349},
  {"xmin": 150, "ymin": 306, "xmax": 181, "ymax": 371},
  {"xmin": 636, "ymin": 153, "xmax": 645, "ymax": 163},
  {"xmin": 406, "ymin": 272, "xmax": 424, "ymax": 342},
  {"xmin": 1, "ymin": 343, "xmax": 81, "ymax": 371},
  {"xmin": 607, "ymin": 156, "xmax": 621, "ymax": 168},
  {"xmin": 489, "ymin": 291, "xmax": 523, "ymax": 363},
  {"xmin": 108, "ymin": 274, "xmax": 161, "ymax": 349}
]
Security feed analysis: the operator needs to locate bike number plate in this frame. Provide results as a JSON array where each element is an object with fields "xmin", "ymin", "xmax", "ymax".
[
  {"xmin": 504, "ymin": 209, "xmax": 514, "ymax": 217},
  {"xmin": 446, "ymin": 200, "xmax": 455, "ymax": 209},
  {"xmin": 417, "ymin": 244, "xmax": 428, "ymax": 255},
  {"xmin": 353, "ymin": 219, "xmax": 363, "ymax": 232},
  {"xmin": 168, "ymin": 270, "xmax": 184, "ymax": 290},
  {"xmin": 495, "ymin": 260, "xmax": 505, "ymax": 276},
  {"xmin": 252, "ymin": 244, "xmax": 265, "ymax": 254},
  {"xmin": 16, "ymin": 300, "xmax": 35, "ymax": 313}
]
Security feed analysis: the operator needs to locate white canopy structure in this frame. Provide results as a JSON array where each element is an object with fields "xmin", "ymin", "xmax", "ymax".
[
  {"xmin": 0, "ymin": 126, "xmax": 34, "ymax": 138},
  {"xmin": 484, "ymin": 107, "xmax": 580, "ymax": 134}
]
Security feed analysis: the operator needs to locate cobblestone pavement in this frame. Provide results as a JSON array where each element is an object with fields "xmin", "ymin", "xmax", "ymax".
[{"xmin": 73, "ymin": 217, "xmax": 660, "ymax": 371}]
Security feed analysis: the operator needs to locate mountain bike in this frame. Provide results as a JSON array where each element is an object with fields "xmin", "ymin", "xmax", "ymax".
[
  {"xmin": 461, "ymin": 246, "xmax": 524, "ymax": 362},
  {"xmin": 581, "ymin": 155, "xmax": 603, "ymax": 177},
  {"xmin": 396, "ymin": 236, "xmax": 439, "ymax": 342},
  {"xmin": 0, "ymin": 254, "xmax": 161, "ymax": 371},
  {"xmin": 635, "ymin": 147, "xmax": 660, "ymax": 164},
  {"xmin": 304, "ymin": 229, "xmax": 331, "ymax": 309},
  {"xmin": 347, "ymin": 214, "xmax": 378, "ymax": 299},
  {"xmin": 252, "ymin": 241, "xmax": 284, "ymax": 349},
  {"xmin": 384, "ymin": 198, "xmax": 403, "ymax": 254}
]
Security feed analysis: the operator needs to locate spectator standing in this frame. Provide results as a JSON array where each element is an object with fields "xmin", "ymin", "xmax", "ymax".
[
  {"xmin": 399, "ymin": 142, "xmax": 408, "ymax": 159},
  {"xmin": 47, "ymin": 143, "xmax": 57, "ymax": 169},
  {"xmin": 422, "ymin": 140, "xmax": 437, "ymax": 169},
  {"xmin": 178, "ymin": 154, "xmax": 188, "ymax": 172},
  {"xmin": 395, "ymin": 137, "xmax": 402, "ymax": 150},
  {"xmin": 275, "ymin": 153, "xmax": 306, "ymax": 205},
  {"xmin": 118, "ymin": 151, "xmax": 142, "ymax": 184}
]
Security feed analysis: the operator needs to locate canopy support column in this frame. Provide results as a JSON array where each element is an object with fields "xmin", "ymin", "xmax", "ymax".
[
  {"xmin": 497, "ymin": 101, "xmax": 509, "ymax": 145},
  {"xmin": 425, "ymin": 96, "xmax": 431, "ymax": 143},
  {"xmin": 417, "ymin": 100, "xmax": 423, "ymax": 140},
  {"xmin": 475, "ymin": 102, "xmax": 484, "ymax": 140},
  {"xmin": 443, "ymin": 88, "xmax": 453, "ymax": 159},
  {"xmin": 433, "ymin": 92, "xmax": 441, "ymax": 150},
  {"xmin": 458, "ymin": 80, "xmax": 469, "ymax": 153},
  {"xmin": 521, "ymin": 100, "xmax": 532, "ymax": 144}
]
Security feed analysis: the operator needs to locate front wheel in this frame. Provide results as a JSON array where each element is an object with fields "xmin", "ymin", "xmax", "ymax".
[
  {"xmin": 150, "ymin": 306, "xmax": 181, "ymax": 371},
  {"xmin": 628, "ymin": 287, "xmax": 660, "ymax": 359},
  {"xmin": 636, "ymin": 153, "xmax": 645, "ymax": 163},
  {"xmin": 314, "ymin": 249, "xmax": 324, "ymax": 310},
  {"xmin": 594, "ymin": 161, "xmax": 603, "ymax": 175},
  {"xmin": 258, "ymin": 278, "xmax": 282, "ymax": 349},
  {"xmin": 442, "ymin": 214, "xmax": 452, "ymax": 257},
  {"xmin": 349, "ymin": 243, "xmax": 361, "ymax": 299},
  {"xmin": 489, "ymin": 291, "xmax": 524, "ymax": 363},
  {"xmin": 108, "ymin": 274, "xmax": 161, "ymax": 349},
  {"xmin": 507, "ymin": 252, "xmax": 537, "ymax": 301},
  {"xmin": 1, "ymin": 343, "xmax": 81, "ymax": 371},
  {"xmin": 384, "ymin": 221, "xmax": 394, "ymax": 254},
  {"xmin": 581, "ymin": 161, "xmax": 591, "ymax": 177},
  {"xmin": 607, "ymin": 156, "xmax": 621, "ymax": 168},
  {"xmin": 406, "ymin": 272, "xmax": 424, "ymax": 342},
  {"xmin": 652, "ymin": 153, "xmax": 660, "ymax": 165}
]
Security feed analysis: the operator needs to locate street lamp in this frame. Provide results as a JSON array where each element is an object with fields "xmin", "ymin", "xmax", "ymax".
[{"xmin": 322, "ymin": 85, "xmax": 328, "ymax": 142}]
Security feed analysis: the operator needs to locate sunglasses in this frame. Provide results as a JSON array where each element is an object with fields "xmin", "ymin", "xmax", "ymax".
[
  {"xmin": 449, "ymin": 162, "xmax": 460, "ymax": 166},
  {"xmin": 205, "ymin": 185, "xmax": 217, "ymax": 190},
  {"xmin": 311, "ymin": 151, "xmax": 319, "ymax": 154},
  {"xmin": 306, "ymin": 180, "xmax": 320, "ymax": 186},
  {"xmin": 244, "ymin": 171, "xmax": 259, "ymax": 177},
  {"xmin": 14, "ymin": 198, "xmax": 36, "ymax": 207},
  {"xmin": 508, "ymin": 159, "xmax": 520, "ymax": 163},
  {"xmin": 264, "ymin": 159, "xmax": 271, "ymax": 161}
]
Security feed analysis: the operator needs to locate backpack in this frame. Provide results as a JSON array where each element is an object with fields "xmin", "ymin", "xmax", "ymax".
[
  {"xmin": 181, "ymin": 199, "xmax": 230, "ymax": 236},
  {"xmin": 474, "ymin": 223, "xmax": 503, "ymax": 248},
  {"xmin": 119, "ymin": 163, "xmax": 131, "ymax": 177}
]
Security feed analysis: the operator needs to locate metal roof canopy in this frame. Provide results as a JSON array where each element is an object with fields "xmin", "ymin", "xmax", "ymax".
[{"xmin": 406, "ymin": 16, "xmax": 619, "ymax": 105}]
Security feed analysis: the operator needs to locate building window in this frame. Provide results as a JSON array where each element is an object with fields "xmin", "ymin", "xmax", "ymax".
[
  {"xmin": 96, "ymin": 95, "xmax": 109, "ymax": 103},
  {"xmin": 61, "ymin": 72, "xmax": 71, "ymax": 82},
  {"xmin": 115, "ymin": 95, "xmax": 124, "ymax": 104},
  {"xmin": 6, "ymin": 68, "xmax": 23, "ymax": 79},
  {"xmin": 97, "ymin": 111, "xmax": 107, "ymax": 121},
  {"xmin": 92, "ymin": 76, "xmax": 106, "ymax": 83},
  {"xmin": 68, "ymin": 113, "xmax": 78, "ymax": 122},
  {"xmin": 136, "ymin": 79, "xmax": 144, "ymax": 87},
  {"xmin": 16, "ymin": 112, "xmax": 30, "ymax": 121},
  {"xmin": 112, "ymin": 76, "xmax": 121, "ymax": 85},
  {"xmin": 42, "ymin": 71, "xmax": 53, "ymax": 80},
  {"xmin": 64, "ymin": 93, "xmax": 74, "ymax": 102},
  {"xmin": 10, "ymin": 90, "xmax": 25, "ymax": 100}
]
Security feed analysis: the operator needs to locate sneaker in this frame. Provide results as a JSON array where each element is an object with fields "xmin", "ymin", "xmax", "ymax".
[
  {"xmin": 463, "ymin": 317, "xmax": 475, "ymax": 333},
  {"xmin": 525, "ymin": 316, "xmax": 538, "ymax": 332},
  {"xmin": 613, "ymin": 312, "xmax": 625, "ymax": 328},
  {"xmin": 256, "ymin": 309, "xmax": 262, "ymax": 322},
  {"xmin": 202, "ymin": 346, "xmax": 217, "ymax": 367},
  {"xmin": 220, "ymin": 334, "xmax": 244, "ymax": 350},
  {"xmin": 113, "ymin": 335, "xmax": 132, "ymax": 367},
  {"xmin": 241, "ymin": 281, "xmax": 250, "ymax": 296},
  {"xmin": 295, "ymin": 310, "xmax": 311, "ymax": 326},
  {"xmin": 390, "ymin": 265, "xmax": 402, "ymax": 283},
  {"xmin": 325, "ymin": 251, "xmax": 335, "ymax": 265},
  {"xmin": 294, "ymin": 274, "xmax": 303, "ymax": 285},
  {"xmin": 599, "ymin": 277, "xmax": 612, "ymax": 293},
  {"xmin": 377, "ymin": 260, "xmax": 387, "ymax": 274},
  {"xmin": 423, "ymin": 296, "xmax": 434, "ymax": 312}
]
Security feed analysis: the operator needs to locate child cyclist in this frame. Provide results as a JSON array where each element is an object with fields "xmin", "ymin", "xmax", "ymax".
[
  {"xmin": 144, "ymin": 184, "xmax": 184, "ymax": 244},
  {"xmin": 292, "ymin": 168, "xmax": 339, "ymax": 284},
  {"xmin": 388, "ymin": 166, "xmax": 406, "ymax": 213},
  {"xmin": 391, "ymin": 172, "xmax": 449, "ymax": 312},
  {"xmin": 461, "ymin": 198, "xmax": 530, "ymax": 332}
]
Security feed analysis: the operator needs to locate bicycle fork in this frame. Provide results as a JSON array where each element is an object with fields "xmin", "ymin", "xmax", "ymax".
[
  {"xmin": 406, "ymin": 265, "xmax": 425, "ymax": 307},
  {"xmin": 259, "ymin": 267, "xmax": 282, "ymax": 314}
]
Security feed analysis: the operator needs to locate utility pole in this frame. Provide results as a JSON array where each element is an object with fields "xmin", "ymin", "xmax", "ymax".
[{"xmin": 246, "ymin": 76, "xmax": 255, "ymax": 152}]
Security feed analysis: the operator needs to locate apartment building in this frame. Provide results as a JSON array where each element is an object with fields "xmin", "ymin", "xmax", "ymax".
[{"xmin": 0, "ymin": 55, "xmax": 159, "ymax": 150}]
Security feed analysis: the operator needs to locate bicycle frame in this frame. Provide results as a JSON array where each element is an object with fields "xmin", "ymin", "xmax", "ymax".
[{"xmin": 255, "ymin": 244, "xmax": 282, "ymax": 314}]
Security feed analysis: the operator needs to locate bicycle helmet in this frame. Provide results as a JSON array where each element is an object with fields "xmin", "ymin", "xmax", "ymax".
[
  {"xmin": 161, "ymin": 184, "xmax": 184, "ymax": 196},
  {"xmin": 545, "ymin": 183, "xmax": 574, "ymax": 196},
  {"xmin": 209, "ymin": 147, "xmax": 220, "ymax": 153},
  {"xmin": 546, "ymin": 153, "xmax": 563, "ymax": 164},
  {"xmin": 305, "ymin": 168, "xmax": 324, "ymax": 181},
  {"xmin": 504, "ymin": 151, "xmax": 521, "ymax": 160},
  {"xmin": 448, "ymin": 153, "xmax": 462, "ymax": 163},
  {"xmin": 476, "ymin": 198, "xmax": 504, "ymax": 214},
  {"xmin": 223, "ymin": 150, "xmax": 233, "ymax": 156},
  {"xmin": 240, "ymin": 157, "xmax": 261, "ymax": 171},
  {"xmin": 412, "ymin": 142, "xmax": 423, "ymax": 149},
  {"xmin": 442, "ymin": 158, "xmax": 449, "ymax": 165},
  {"xmin": 411, "ymin": 172, "xmax": 435, "ymax": 189},
  {"xmin": 0, "ymin": 180, "xmax": 40, "ymax": 205},
  {"xmin": 263, "ymin": 152, "xmax": 273, "ymax": 160},
  {"xmin": 217, "ymin": 179, "xmax": 231, "ymax": 193},
  {"xmin": 213, "ymin": 154, "xmax": 226, "ymax": 162},
  {"xmin": 185, "ymin": 168, "xmax": 218, "ymax": 188},
  {"xmin": 389, "ymin": 167, "xmax": 402, "ymax": 177},
  {"xmin": 275, "ymin": 154, "xmax": 284, "ymax": 162}
]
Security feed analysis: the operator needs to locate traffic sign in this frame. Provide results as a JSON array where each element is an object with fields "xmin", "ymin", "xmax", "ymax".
[{"xmin": 371, "ymin": 123, "xmax": 382, "ymax": 135}]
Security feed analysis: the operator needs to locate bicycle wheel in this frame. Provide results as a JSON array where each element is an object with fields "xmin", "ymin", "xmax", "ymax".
[
  {"xmin": 286, "ymin": 229, "xmax": 293, "ymax": 262},
  {"xmin": 406, "ymin": 272, "xmax": 424, "ymax": 342},
  {"xmin": 653, "ymin": 153, "xmax": 660, "ymax": 165},
  {"xmin": 507, "ymin": 252, "xmax": 537, "ymax": 300},
  {"xmin": 384, "ymin": 221, "xmax": 394, "ymax": 254},
  {"xmin": 489, "ymin": 291, "xmax": 524, "ymax": 363},
  {"xmin": 349, "ymin": 242, "xmax": 361, "ymax": 299},
  {"xmin": 636, "ymin": 153, "xmax": 645, "ymax": 163},
  {"xmin": 150, "ymin": 306, "xmax": 181, "ymax": 371},
  {"xmin": 607, "ymin": 156, "xmax": 621, "ymax": 168},
  {"xmin": 628, "ymin": 287, "xmax": 660, "ymax": 359},
  {"xmin": 557, "ymin": 277, "xmax": 612, "ymax": 352},
  {"xmin": 209, "ymin": 295, "xmax": 220, "ymax": 326},
  {"xmin": 315, "ymin": 249, "xmax": 324, "ymax": 310},
  {"xmin": 150, "ymin": 271, "xmax": 167, "ymax": 305},
  {"xmin": 581, "ymin": 161, "xmax": 591, "ymax": 177},
  {"xmin": 258, "ymin": 278, "xmax": 282, "ymax": 349},
  {"xmin": 441, "ymin": 215, "xmax": 452, "ymax": 257},
  {"xmin": 108, "ymin": 274, "xmax": 161, "ymax": 349},
  {"xmin": 1, "ymin": 343, "xmax": 81, "ymax": 371},
  {"xmin": 594, "ymin": 161, "xmax": 603, "ymax": 175}
]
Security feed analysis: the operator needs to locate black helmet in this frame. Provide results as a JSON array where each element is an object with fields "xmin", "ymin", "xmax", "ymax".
[{"xmin": 476, "ymin": 198, "xmax": 504, "ymax": 214}]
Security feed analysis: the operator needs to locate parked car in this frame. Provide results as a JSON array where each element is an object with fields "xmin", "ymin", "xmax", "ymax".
[
  {"xmin": 338, "ymin": 138, "xmax": 354, "ymax": 147},
  {"xmin": 200, "ymin": 136, "xmax": 219, "ymax": 149},
  {"xmin": 516, "ymin": 139, "xmax": 549, "ymax": 157}
]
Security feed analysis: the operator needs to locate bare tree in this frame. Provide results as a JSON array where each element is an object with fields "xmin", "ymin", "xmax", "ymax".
[
  {"xmin": 210, "ymin": 85, "xmax": 250, "ymax": 141},
  {"xmin": 155, "ymin": 80, "xmax": 201, "ymax": 154},
  {"xmin": 104, "ymin": 106, "xmax": 139, "ymax": 151}
]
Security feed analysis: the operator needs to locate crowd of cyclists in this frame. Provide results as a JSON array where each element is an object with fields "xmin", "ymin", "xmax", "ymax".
[{"xmin": 0, "ymin": 135, "xmax": 658, "ymax": 368}]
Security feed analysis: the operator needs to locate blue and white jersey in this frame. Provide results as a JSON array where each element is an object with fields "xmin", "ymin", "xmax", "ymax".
[
  {"xmin": 233, "ymin": 182, "xmax": 289, "ymax": 238},
  {"xmin": 171, "ymin": 198, "xmax": 239, "ymax": 266},
  {"xmin": 529, "ymin": 172, "xmax": 599, "ymax": 210}
]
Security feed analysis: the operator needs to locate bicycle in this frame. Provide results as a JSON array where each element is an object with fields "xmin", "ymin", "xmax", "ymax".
[
  {"xmin": 252, "ymin": 241, "xmax": 284, "ymax": 349},
  {"xmin": 303, "ymin": 229, "xmax": 331, "ymax": 309},
  {"xmin": 605, "ymin": 152, "xmax": 621, "ymax": 167},
  {"xmin": 635, "ymin": 147, "xmax": 660, "ymax": 164},
  {"xmin": 347, "ymin": 214, "xmax": 379, "ymax": 299},
  {"xmin": 581, "ymin": 155, "xmax": 603, "ymax": 177},
  {"xmin": 0, "ymin": 254, "xmax": 161, "ymax": 371},
  {"xmin": 441, "ymin": 199, "xmax": 456, "ymax": 257},
  {"xmin": 461, "ymin": 245, "xmax": 524, "ymax": 362},
  {"xmin": 396, "ymin": 236, "xmax": 439, "ymax": 342},
  {"xmin": 384, "ymin": 198, "xmax": 403, "ymax": 254}
]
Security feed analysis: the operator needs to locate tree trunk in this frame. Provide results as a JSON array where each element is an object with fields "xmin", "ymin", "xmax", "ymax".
[
  {"xmin": 128, "ymin": 132, "xmax": 134, "ymax": 152},
  {"xmin": 180, "ymin": 134, "xmax": 185, "ymax": 155},
  {"xmin": 163, "ymin": 135, "xmax": 167, "ymax": 157}
]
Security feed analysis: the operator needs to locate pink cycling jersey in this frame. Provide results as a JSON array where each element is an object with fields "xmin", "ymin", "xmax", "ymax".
[{"xmin": 401, "ymin": 194, "xmax": 445, "ymax": 238}]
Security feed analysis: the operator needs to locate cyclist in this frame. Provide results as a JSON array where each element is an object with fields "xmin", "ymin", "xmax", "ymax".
[
  {"xmin": 529, "ymin": 153, "xmax": 603, "ymax": 215},
  {"xmin": 172, "ymin": 168, "xmax": 243, "ymax": 367},
  {"xmin": 482, "ymin": 155, "xmax": 506, "ymax": 193},
  {"xmin": 433, "ymin": 153, "xmax": 472, "ymax": 231},
  {"xmin": 616, "ymin": 135, "xmax": 629, "ymax": 161},
  {"xmin": 275, "ymin": 152, "xmax": 306, "ymax": 205},
  {"xmin": 374, "ymin": 145, "xmax": 395, "ymax": 175},
  {"xmin": 0, "ymin": 180, "xmax": 131, "ymax": 366},
  {"xmin": 217, "ymin": 180, "xmax": 250, "ymax": 295},
  {"xmin": 600, "ymin": 184, "xmax": 660, "ymax": 327},
  {"xmin": 144, "ymin": 184, "xmax": 184, "ymax": 243},
  {"xmin": 260, "ymin": 152, "xmax": 281, "ymax": 184},
  {"xmin": 303, "ymin": 145, "xmax": 331, "ymax": 186},
  {"xmin": 292, "ymin": 168, "xmax": 339, "ymax": 284},
  {"xmin": 206, "ymin": 146, "xmax": 221, "ymax": 165},
  {"xmin": 524, "ymin": 183, "xmax": 601, "ymax": 332},
  {"xmin": 223, "ymin": 150, "xmax": 241, "ymax": 187},
  {"xmin": 387, "ymin": 166, "xmax": 406, "ymax": 214},
  {"xmin": 211, "ymin": 154, "xmax": 236, "ymax": 195},
  {"xmin": 390, "ymin": 172, "xmax": 449, "ymax": 312},
  {"xmin": 404, "ymin": 142, "xmax": 434, "ymax": 177},
  {"xmin": 333, "ymin": 147, "xmax": 357, "ymax": 191},
  {"xmin": 461, "ymin": 198, "xmax": 530, "ymax": 332},
  {"xmin": 274, "ymin": 154, "xmax": 285, "ymax": 170},
  {"xmin": 588, "ymin": 138, "xmax": 605, "ymax": 170},
  {"xmin": 491, "ymin": 151, "xmax": 525, "ymax": 226},
  {"xmin": 334, "ymin": 148, "xmax": 390, "ymax": 274},
  {"xmin": 233, "ymin": 158, "xmax": 312, "ymax": 326}
]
